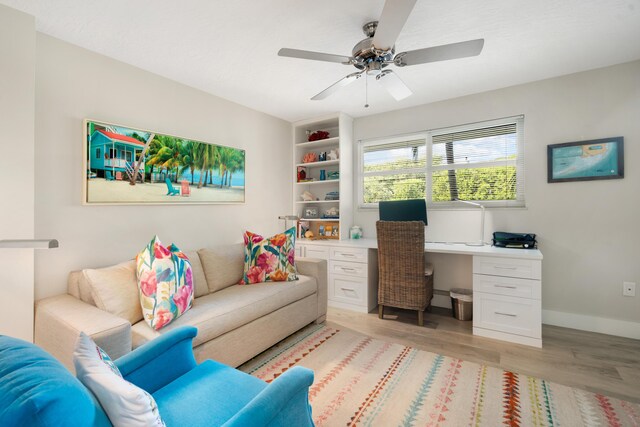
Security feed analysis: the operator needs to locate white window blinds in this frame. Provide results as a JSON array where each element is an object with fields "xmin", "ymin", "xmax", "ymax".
[
  {"xmin": 360, "ymin": 136, "xmax": 427, "ymax": 203},
  {"xmin": 428, "ymin": 116, "xmax": 524, "ymax": 207}
]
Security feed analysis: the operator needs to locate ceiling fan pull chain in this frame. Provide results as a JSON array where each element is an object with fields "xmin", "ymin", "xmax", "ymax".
[{"xmin": 364, "ymin": 72, "xmax": 369, "ymax": 108}]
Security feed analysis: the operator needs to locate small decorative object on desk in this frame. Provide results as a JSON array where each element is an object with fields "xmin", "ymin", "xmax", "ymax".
[
  {"xmin": 319, "ymin": 169, "xmax": 326, "ymax": 181},
  {"xmin": 327, "ymin": 149, "xmax": 339, "ymax": 160},
  {"xmin": 318, "ymin": 225, "xmax": 325, "ymax": 235},
  {"xmin": 350, "ymin": 225, "xmax": 363, "ymax": 239},
  {"xmin": 324, "ymin": 191, "xmax": 339, "ymax": 201},
  {"xmin": 308, "ymin": 130, "xmax": 330, "ymax": 141},
  {"xmin": 304, "ymin": 230, "xmax": 314, "ymax": 239},
  {"xmin": 331, "ymin": 227, "xmax": 339, "ymax": 237}
]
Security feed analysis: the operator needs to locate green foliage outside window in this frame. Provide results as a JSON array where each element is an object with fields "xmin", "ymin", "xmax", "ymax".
[{"xmin": 363, "ymin": 158, "xmax": 516, "ymax": 203}]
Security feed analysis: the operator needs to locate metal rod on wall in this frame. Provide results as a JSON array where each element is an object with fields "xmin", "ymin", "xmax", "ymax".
[{"xmin": 0, "ymin": 239, "xmax": 59, "ymax": 249}]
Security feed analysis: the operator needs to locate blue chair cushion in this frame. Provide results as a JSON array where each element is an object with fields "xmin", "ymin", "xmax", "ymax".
[
  {"xmin": 0, "ymin": 335, "xmax": 110, "ymax": 427},
  {"xmin": 153, "ymin": 359, "xmax": 266, "ymax": 427}
]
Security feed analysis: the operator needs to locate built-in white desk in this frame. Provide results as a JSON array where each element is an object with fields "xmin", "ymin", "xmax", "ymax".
[{"xmin": 297, "ymin": 238, "xmax": 543, "ymax": 347}]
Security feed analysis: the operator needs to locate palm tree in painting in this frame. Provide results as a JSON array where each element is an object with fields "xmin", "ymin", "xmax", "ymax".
[
  {"xmin": 225, "ymin": 149, "xmax": 245, "ymax": 187},
  {"xmin": 147, "ymin": 135, "xmax": 182, "ymax": 182},
  {"xmin": 217, "ymin": 147, "xmax": 237, "ymax": 188},
  {"xmin": 128, "ymin": 132, "xmax": 155, "ymax": 186},
  {"xmin": 196, "ymin": 144, "xmax": 218, "ymax": 189},
  {"xmin": 179, "ymin": 140, "xmax": 199, "ymax": 185}
]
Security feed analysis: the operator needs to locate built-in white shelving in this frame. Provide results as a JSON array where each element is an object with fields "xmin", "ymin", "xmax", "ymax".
[{"xmin": 292, "ymin": 113, "xmax": 353, "ymax": 241}]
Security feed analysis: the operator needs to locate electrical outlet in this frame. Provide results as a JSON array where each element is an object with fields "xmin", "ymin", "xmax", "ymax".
[{"xmin": 623, "ymin": 282, "xmax": 636, "ymax": 297}]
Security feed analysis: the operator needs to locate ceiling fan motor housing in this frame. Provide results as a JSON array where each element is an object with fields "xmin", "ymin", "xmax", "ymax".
[{"xmin": 352, "ymin": 21, "xmax": 394, "ymax": 72}]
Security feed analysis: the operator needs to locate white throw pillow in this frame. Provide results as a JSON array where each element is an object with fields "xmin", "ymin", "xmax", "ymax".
[
  {"xmin": 83, "ymin": 260, "xmax": 143, "ymax": 325},
  {"xmin": 73, "ymin": 332, "xmax": 165, "ymax": 427}
]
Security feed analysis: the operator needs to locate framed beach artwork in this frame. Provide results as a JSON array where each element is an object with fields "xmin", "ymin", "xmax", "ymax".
[
  {"xmin": 547, "ymin": 137, "xmax": 624, "ymax": 183},
  {"xmin": 83, "ymin": 120, "xmax": 245, "ymax": 204}
]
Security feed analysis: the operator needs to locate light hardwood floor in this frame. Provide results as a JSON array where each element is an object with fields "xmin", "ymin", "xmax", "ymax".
[{"xmin": 325, "ymin": 306, "xmax": 640, "ymax": 403}]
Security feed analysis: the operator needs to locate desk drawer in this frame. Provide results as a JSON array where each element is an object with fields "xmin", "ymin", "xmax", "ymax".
[
  {"xmin": 473, "ymin": 256, "xmax": 541, "ymax": 280},
  {"xmin": 303, "ymin": 245, "xmax": 329, "ymax": 260},
  {"xmin": 329, "ymin": 275, "xmax": 367, "ymax": 306},
  {"xmin": 330, "ymin": 247, "xmax": 368, "ymax": 263},
  {"xmin": 473, "ymin": 274, "xmax": 541, "ymax": 299},
  {"xmin": 329, "ymin": 260, "xmax": 367, "ymax": 278},
  {"xmin": 473, "ymin": 292, "xmax": 541, "ymax": 338}
]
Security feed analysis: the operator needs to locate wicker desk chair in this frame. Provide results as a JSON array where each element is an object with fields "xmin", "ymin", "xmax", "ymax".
[{"xmin": 376, "ymin": 221, "xmax": 434, "ymax": 326}]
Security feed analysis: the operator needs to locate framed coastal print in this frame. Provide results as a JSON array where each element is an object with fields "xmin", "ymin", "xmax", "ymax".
[
  {"xmin": 83, "ymin": 119, "xmax": 245, "ymax": 204},
  {"xmin": 547, "ymin": 137, "xmax": 624, "ymax": 183}
]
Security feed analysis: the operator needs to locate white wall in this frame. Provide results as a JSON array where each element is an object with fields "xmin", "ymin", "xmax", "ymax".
[
  {"xmin": 34, "ymin": 34, "xmax": 292, "ymax": 299},
  {"xmin": 353, "ymin": 61, "xmax": 640, "ymax": 334},
  {"xmin": 0, "ymin": 5, "xmax": 36, "ymax": 341}
]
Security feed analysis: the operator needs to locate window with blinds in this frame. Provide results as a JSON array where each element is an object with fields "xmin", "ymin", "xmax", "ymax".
[
  {"xmin": 360, "ymin": 135, "xmax": 427, "ymax": 203},
  {"xmin": 429, "ymin": 116, "xmax": 524, "ymax": 207},
  {"xmin": 358, "ymin": 116, "xmax": 525, "ymax": 208}
]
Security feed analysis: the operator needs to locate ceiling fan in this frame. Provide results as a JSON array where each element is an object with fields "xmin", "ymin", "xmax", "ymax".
[{"xmin": 278, "ymin": 0, "xmax": 484, "ymax": 103}]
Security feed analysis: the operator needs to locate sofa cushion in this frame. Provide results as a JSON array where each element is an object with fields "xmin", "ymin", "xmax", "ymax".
[
  {"xmin": 67, "ymin": 270, "xmax": 97, "ymax": 306},
  {"xmin": 0, "ymin": 335, "xmax": 109, "ymax": 427},
  {"xmin": 131, "ymin": 275, "xmax": 318, "ymax": 349},
  {"xmin": 153, "ymin": 359, "xmax": 265, "ymax": 426},
  {"xmin": 198, "ymin": 244, "xmax": 244, "ymax": 293},
  {"xmin": 83, "ymin": 260, "xmax": 142, "ymax": 324},
  {"xmin": 184, "ymin": 250, "xmax": 209, "ymax": 298}
]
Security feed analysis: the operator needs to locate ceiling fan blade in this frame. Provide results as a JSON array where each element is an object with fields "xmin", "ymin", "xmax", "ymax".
[
  {"xmin": 311, "ymin": 72, "xmax": 363, "ymax": 100},
  {"xmin": 372, "ymin": 0, "xmax": 418, "ymax": 51},
  {"xmin": 376, "ymin": 70, "xmax": 412, "ymax": 100},
  {"xmin": 278, "ymin": 48, "xmax": 352, "ymax": 64},
  {"xmin": 395, "ymin": 39, "xmax": 485, "ymax": 66}
]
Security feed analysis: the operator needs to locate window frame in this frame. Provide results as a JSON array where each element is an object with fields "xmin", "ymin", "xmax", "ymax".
[{"xmin": 357, "ymin": 116, "xmax": 525, "ymax": 209}]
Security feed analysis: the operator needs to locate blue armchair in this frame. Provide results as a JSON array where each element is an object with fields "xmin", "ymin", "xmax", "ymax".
[{"xmin": 0, "ymin": 327, "xmax": 315, "ymax": 427}]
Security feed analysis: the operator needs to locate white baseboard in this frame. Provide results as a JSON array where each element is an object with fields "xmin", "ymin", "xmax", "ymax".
[{"xmin": 542, "ymin": 309, "xmax": 640, "ymax": 340}]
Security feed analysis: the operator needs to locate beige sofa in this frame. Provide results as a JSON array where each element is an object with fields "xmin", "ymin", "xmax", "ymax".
[{"xmin": 35, "ymin": 243, "xmax": 327, "ymax": 371}]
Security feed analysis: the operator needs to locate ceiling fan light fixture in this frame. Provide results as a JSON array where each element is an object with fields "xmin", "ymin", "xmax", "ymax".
[
  {"xmin": 366, "ymin": 61, "xmax": 383, "ymax": 76},
  {"xmin": 377, "ymin": 70, "xmax": 412, "ymax": 101}
]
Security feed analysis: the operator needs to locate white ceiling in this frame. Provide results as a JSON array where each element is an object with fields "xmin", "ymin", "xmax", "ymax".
[{"xmin": 3, "ymin": 0, "xmax": 640, "ymax": 122}]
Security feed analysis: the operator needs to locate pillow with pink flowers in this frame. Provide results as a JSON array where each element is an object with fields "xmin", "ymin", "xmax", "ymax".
[
  {"xmin": 240, "ymin": 227, "xmax": 298, "ymax": 284},
  {"xmin": 136, "ymin": 236, "xmax": 194, "ymax": 330}
]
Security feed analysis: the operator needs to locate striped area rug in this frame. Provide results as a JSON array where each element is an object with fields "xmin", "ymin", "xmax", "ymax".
[{"xmin": 240, "ymin": 324, "xmax": 640, "ymax": 426}]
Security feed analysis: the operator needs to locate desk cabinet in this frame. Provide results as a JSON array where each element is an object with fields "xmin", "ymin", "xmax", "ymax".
[
  {"xmin": 472, "ymin": 256, "xmax": 542, "ymax": 347},
  {"xmin": 298, "ymin": 242, "xmax": 377, "ymax": 313}
]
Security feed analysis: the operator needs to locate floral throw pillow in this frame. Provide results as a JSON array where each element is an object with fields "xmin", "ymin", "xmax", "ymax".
[
  {"xmin": 240, "ymin": 227, "xmax": 297, "ymax": 284},
  {"xmin": 136, "ymin": 236, "xmax": 194, "ymax": 330}
]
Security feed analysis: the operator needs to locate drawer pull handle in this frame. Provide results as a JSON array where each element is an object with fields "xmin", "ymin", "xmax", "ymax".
[
  {"xmin": 495, "ymin": 311, "xmax": 517, "ymax": 317},
  {"xmin": 494, "ymin": 284, "xmax": 517, "ymax": 289},
  {"xmin": 340, "ymin": 253, "xmax": 356, "ymax": 258},
  {"xmin": 494, "ymin": 265, "xmax": 518, "ymax": 270},
  {"xmin": 340, "ymin": 287, "xmax": 355, "ymax": 292},
  {"xmin": 341, "ymin": 267, "xmax": 357, "ymax": 273}
]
